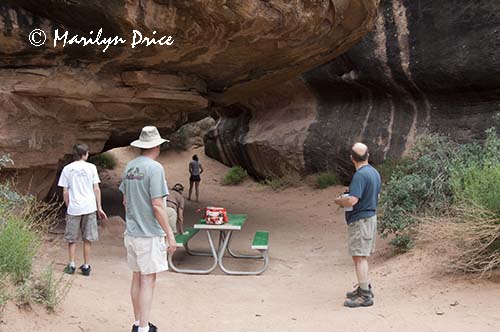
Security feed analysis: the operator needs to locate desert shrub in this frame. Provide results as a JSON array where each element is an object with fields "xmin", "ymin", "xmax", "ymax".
[
  {"xmin": 377, "ymin": 158, "xmax": 411, "ymax": 183},
  {"xmin": 380, "ymin": 124, "xmax": 500, "ymax": 254},
  {"xmin": 262, "ymin": 169, "xmax": 301, "ymax": 191},
  {"xmin": 262, "ymin": 177, "xmax": 288, "ymax": 191},
  {"xmin": 222, "ymin": 166, "xmax": 247, "ymax": 185},
  {"xmin": 379, "ymin": 134, "xmax": 457, "ymax": 251},
  {"xmin": 450, "ymin": 128, "xmax": 500, "ymax": 215},
  {"xmin": 452, "ymin": 164, "xmax": 500, "ymax": 215},
  {"xmin": 0, "ymin": 216, "xmax": 39, "ymax": 283},
  {"xmin": 418, "ymin": 204, "xmax": 500, "ymax": 276},
  {"xmin": 15, "ymin": 265, "xmax": 72, "ymax": 312},
  {"xmin": 89, "ymin": 152, "xmax": 117, "ymax": 170},
  {"xmin": 315, "ymin": 172, "xmax": 339, "ymax": 189},
  {"xmin": 0, "ymin": 277, "xmax": 10, "ymax": 311},
  {"xmin": 0, "ymin": 180, "xmax": 63, "ymax": 312},
  {"xmin": 34, "ymin": 265, "xmax": 72, "ymax": 312},
  {"xmin": 0, "ymin": 154, "xmax": 13, "ymax": 169}
]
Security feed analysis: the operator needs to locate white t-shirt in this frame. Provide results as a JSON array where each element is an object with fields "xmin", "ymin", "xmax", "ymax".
[{"xmin": 58, "ymin": 160, "xmax": 100, "ymax": 216}]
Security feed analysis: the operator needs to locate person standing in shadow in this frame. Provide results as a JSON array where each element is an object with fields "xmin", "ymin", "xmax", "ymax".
[{"xmin": 188, "ymin": 154, "xmax": 203, "ymax": 202}]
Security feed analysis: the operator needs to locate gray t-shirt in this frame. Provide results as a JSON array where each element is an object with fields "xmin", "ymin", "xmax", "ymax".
[
  {"xmin": 119, "ymin": 156, "xmax": 168, "ymax": 237},
  {"xmin": 189, "ymin": 160, "xmax": 201, "ymax": 176}
]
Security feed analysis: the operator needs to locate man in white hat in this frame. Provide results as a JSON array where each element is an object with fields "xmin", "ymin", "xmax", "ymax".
[{"xmin": 119, "ymin": 126, "xmax": 176, "ymax": 332}]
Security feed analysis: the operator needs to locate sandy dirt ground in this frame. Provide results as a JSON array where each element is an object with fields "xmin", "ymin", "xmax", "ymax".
[{"xmin": 2, "ymin": 147, "xmax": 500, "ymax": 332}]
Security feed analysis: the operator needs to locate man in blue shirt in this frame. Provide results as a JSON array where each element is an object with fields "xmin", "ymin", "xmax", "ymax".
[
  {"xmin": 334, "ymin": 142, "xmax": 381, "ymax": 308},
  {"xmin": 120, "ymin": 126, "xmax": 177, "ymax": 332}
]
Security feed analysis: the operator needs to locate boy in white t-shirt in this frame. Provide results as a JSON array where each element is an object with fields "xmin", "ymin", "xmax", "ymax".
[{"xmin": 58, "ymin": 144, "xmax": 107, "ymax": 276}]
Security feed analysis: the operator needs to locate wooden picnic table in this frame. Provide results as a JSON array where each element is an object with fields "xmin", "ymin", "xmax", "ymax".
[{"xmin": 168, "ymin": 214, "xmax": 269, "ymax": 275}]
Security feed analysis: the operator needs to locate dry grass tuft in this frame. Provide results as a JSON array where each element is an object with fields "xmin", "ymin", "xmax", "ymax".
[{"xmin": 417, "ymin": 203, "xmax": 500, "ymax": 277}]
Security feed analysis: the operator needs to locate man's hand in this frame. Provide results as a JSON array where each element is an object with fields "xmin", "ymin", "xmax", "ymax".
[
  {"xmin": 335, "ymin": 195, "xmax": 359, "ymax": 208},
  {"xmin": 166, "ymin": 235, "xmax": 177, "ymax": 255},
  {"xmin": 167, "ymin": 244, "xmax": 177, "ymax": 255},
  {"xmin": 97, "ymin": 208, "xmax": 108, "ymax": 221}
]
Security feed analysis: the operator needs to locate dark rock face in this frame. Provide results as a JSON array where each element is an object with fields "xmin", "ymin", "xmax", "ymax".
[
  {"xmin": 206, "ymin": 0, "xmax": 500, "ymax": 182},
  {"xmin": 0, "ymin": 0, "xmax": 379, "ymax": 197}
]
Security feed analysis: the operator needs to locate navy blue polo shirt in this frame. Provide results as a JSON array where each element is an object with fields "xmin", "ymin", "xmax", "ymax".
[{"xmin": 346, "ymin": 164, "xmax": 381, "ymax": 225}]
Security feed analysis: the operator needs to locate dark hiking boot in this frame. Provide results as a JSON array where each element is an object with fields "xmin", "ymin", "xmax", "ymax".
[
  {"xmin": 132, "ymin": 322, "xmax": 158, "ymax": 332},
  {"xmin": 344, "ymin": 289, "xmax": 374, "ymax": 308},
  {"xmin": 346, "ymin": 284, "xmax": 374, "ymax": 299},
  {"xmin": 79, "ymin": 265, "xmax": 91, "ymax": 276},
  {"xmin": 63, "ymin": 264, "xmax": 75, "ymax": 275}
]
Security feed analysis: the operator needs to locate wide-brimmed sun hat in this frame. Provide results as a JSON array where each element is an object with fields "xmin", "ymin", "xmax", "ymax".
[{"xmin": 130, "ymin": 126, "xmax": 169, "ymax": 149}]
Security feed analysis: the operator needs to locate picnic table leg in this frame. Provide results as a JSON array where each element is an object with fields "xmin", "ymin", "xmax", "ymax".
[
  {"xmin": 225, "ymin": 231, "xmax": 263, "ymax": 259},
  {"xmin": 168, "ymin": 230, "xmax": 218, "ymax": 274},
  {"xmin": 184, "ymin": 231, "xmax": 221, "ymax": 257},
  {"xmin": 218, "ymin": 231, "xmax": 269, "ymax": 276}
]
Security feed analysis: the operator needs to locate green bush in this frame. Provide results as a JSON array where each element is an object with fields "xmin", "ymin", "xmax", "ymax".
[
  {"xmin": 222, "ymin": 166, "xmax": 247, "ymax": 185},
  {"xmin": 262, "ymin": 177, "xmax": 287, "ymax": 191},
  {"xmin": 377, "ymin": 158, "xmax": 411, "ymax": 183},
  {"xmin": 380, "ymin": 125, "xmax": 500, "ymax": 253},
  {"xmin": 0, "ymin": 216, "xmax": 39, "ymax": 283},
  {"xmin": 89, "ymin": 152, "xmax": 117, "ymax": 170},
  {"xmin": 0, "ymin": 154, "xmax": 13, "ymax": 169},
  {"xmin": 451, "ymin": 128, "xmax": 500, "ymax": 216},
  {"xmin": 379, "ymin": 134, "xmax": 457, "ymax": 251},
  {"xmin": 33, "ymin": 265, "xmax": 72, "ymax": 312},
  {"xmin": 389, "ymin": 234, "xmax": 414, "ymax": 253},
  {"xmin": 315, "ymin": 172, "xmax": 339, "ymax": 189},
  {"xmin": 262, "ymin": 169, "xmax": 301, "ymax": 191},
  {"xmin": 452, "ymin": 164, "xmax": 500, "ymax": 215},
  {"xmin": 0, "ymin": 181, "xmax": 63, "ymax": 313},
  {"xmin": 15, "ymin": 265, "xmax": 72, "ymax": 312},
  {"xmin": 0, "ymin": 277, "xmax": 10, "ymax": 310}
]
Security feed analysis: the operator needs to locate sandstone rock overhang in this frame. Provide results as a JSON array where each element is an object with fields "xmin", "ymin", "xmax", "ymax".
[
  {"xmin": 205, "ymin": 0, "xmax": 500, "ymax": 183},
  {"xmin": 0, "ymin": 0, "xmax": 379, "ymax": 197}
]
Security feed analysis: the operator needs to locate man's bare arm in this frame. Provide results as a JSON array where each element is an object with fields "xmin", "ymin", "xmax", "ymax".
[
  {"xmin": 62, "ymin": 188, "xmax": 69, "ymax": 207},
  {"xmin": 178, "ymin": 207, "xmax": 184, "ymax": 223},
  {"xmin": 93, "ymin": 183, "xmax": 108, "ymax": 220}
]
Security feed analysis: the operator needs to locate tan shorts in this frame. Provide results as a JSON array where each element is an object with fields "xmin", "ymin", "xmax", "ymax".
[
  {"xmin": 348, "ymin": 215, "xmax": 377, "ymax": 257},
  {"xmin": 124, "ymin": 235, "xmax": 168, "ymax": 274},
  {"xmin": 64, "ymin": 212, "xmax": 98, "ymax": 242},
  {"xmin": 166, "ymin": 206, "xmax": 178, "ymax": 233}
]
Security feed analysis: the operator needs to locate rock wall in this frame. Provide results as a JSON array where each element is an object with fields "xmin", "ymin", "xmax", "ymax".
[
  {"xmin": 206, "ymin": 0, "xmax": 500, "ymax": 182},
  {"xmin": 0, "ymin": 0, "xmax": 379, "ymax": 197}
]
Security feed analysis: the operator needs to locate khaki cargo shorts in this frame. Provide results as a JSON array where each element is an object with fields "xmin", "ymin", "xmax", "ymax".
[
  {"xmin": 124, "ymin": 235, "xmax": 168, "ymax": 274},
  {"xmin": 64, "ymin": 212, "xmax": 98, "ymax": 242},
  {"xmin": 166, "ymin": 206, "xmax": 178, "ymax": 233},
  {"xmin": 348, "ymin": 215, "xmax": 377, "ymax": 257}
]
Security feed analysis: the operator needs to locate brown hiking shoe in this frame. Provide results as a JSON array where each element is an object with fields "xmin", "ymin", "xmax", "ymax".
[
  {"xmin": 346, "ymin": 284, "xmax": 374, "ymax": 299},
  {"xmin": 344, "ymin": 289, "xmax": 374, "ymax": 308}
]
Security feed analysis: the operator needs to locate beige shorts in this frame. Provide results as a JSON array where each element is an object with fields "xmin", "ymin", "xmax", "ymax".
[
  {"xmin": 124, "ymin": 235, "xmax": 168, "ymax": 274},
  {"xmin": 166, "ymin": 206, "xmax": 178, "ymax": 233},
  {"xmin": 348, "ymin": 215, "xmax": 377, "ymax": 257},
  {"xmin": 64, "ymin": 212, "xmax": 98, "ymax": 242}
]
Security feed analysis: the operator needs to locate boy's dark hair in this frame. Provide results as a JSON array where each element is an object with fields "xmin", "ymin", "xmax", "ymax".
[
  {"xmin": 351, "ymin": 148, "xmax": 369, "ymax": 162},
  {"xmin": 73, "ymin": 143, "xmax": 89, "ymax": 161},
  {"xmin": 192, "ymin": 154, "xmax": 199, "ymax": 161}
]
